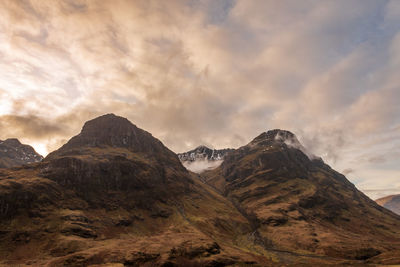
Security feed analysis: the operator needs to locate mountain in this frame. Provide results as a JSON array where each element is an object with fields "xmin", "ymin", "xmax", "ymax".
[
  {"xmin": 42, "ymin": 114, "xmax": 191, "ymax": 205},
  {"xmin": 376, "ymin": 194, "xmax": 400, "ymax": 215},
  {"xmin": 178, "ymin": 146, "xmax": 234, "ymax": 173},
  {"xmin": 1, "ymin": 117, "xmax": 400, "ymax": 266},
  {"xmin": 203, "ymin": 129, "xmax": 400, "ymax": 263},
  {"xmin": 0, "ymin": 114, "xmax": 263, "ymax": 266},
  {"xmin": 178, "ymin": 146, "xmax": 234, "ymax": 162},
  {"xmin": 0, "ymin": 138, "xmax": 43, "ymax": 168}
]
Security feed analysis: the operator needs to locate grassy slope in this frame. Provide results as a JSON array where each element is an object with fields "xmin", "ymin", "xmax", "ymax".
[
  {"xmin": 0, "ymin": 147, "xmax": 270, "ymax": 266},
  {"xmin": 2, "ymin": 144, "xmax": 400, "ymax": 265}
]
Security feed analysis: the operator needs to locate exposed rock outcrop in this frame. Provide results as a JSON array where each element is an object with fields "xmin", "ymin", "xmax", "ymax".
[{"xmin": 0, "ymin": 139, "xmax": 43, "ymax": 168}]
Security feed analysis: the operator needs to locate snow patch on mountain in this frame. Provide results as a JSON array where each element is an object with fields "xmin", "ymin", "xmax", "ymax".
[
  {"xmin": 178, "ymin": 146, "xmax": 233, "ymax": 173},
  {"xmin": 182, "ymin": 159, "xmax": 223, "ymax": 173},
  {"xmin": 274, "ymin": 130, "xmax": 318, "ymax": 160}
]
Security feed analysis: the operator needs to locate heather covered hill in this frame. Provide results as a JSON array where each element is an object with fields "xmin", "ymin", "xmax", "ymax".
[
  {"xmin": 1, "ymin": 115, "xmax": 400, "ymax": 266},
  {"xmin": 0, "ymin": 114, "xmax": 264, "ymax": 266},
  {"xmin": 202, "ymin": 129, "xmax": 400, "ymax": 262}
]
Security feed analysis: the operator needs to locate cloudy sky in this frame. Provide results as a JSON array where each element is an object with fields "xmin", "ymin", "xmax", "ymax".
[{"xmin": 0, "ymin": 0, "xmax": 399, "ymax": 199}]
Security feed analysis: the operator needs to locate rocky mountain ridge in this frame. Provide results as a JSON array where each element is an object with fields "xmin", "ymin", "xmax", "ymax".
[
  {"xmin": 0, "ymin": 114, "xmax": 259, "ymax": 266},
  {"xmin": 178, "ymin": 146, "xmax": 234, "ymax": 162},
  {"xmin": 1, "ymin": 115, "xmax": 400, "ymax": 266},
  {"xmin": 0, "ymin": 138, "xmax": 43, "ymax": 168},
  {"xmin": 178, "ymin": 146, "xmax": 235, "ymax": 173}
]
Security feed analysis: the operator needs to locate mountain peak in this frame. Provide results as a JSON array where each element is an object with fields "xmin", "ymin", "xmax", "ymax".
[
  {"xmin": 4, "ymin": 138, "xmax": 22, "ymax": 146},
  {"xmin": 178, "ymin": 146, "xmax": 234, "ymax": 162},
  {"xmin": 46, "ymin": 114, "xmax": 171, "ymax": 159},
  {"xmin": 250, "ymin": 129, "xmax": 319, "ymax": 161},
  {"xmin": 194, "ymin": 145, "xmax": 210, "ymax": 150},
  {"xmin": 73, "ymin": 113, "xmax": 147, "ymax": 149},
  {"xmin": 80, "ymin": 113, "xmax": 134, "ymax": 137},
  {"xmin": 250, "ymin": 129, "xmax": 300, "ymax": 149},
  {"xmin": 178, "ymin": 146, "xmax": 235, "ymax": 173},
  {"xmin": 252, "ymin": 129, "xmax": 295, "ymax": 142},
  {"xmin": 0, "ymin": 138, "xmax": 43, "ymax": 168}
]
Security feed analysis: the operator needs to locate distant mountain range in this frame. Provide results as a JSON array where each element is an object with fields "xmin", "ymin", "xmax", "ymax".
[
  {"xmin": 376, "ymin": 194, "xmax": 400, "ymax": 215},
  {"xmin": 0, "ymin": 138, "xmax": 43, "ymax": 168},
  {"xmin": 178, "ymin": 146, "xmax": 234, "ymax": 162},
  {"xmin": 1, "ymin": 114, "xmax": 400, "ymax": 265},
  {"xmin": 178, "ymin": 146, "xmax": 234, "ymax": 173}
]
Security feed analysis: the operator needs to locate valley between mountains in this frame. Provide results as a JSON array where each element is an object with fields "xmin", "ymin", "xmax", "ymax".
[{"xmin": 1, "ymin": 114, "xmax": 400, "ymax": 266}]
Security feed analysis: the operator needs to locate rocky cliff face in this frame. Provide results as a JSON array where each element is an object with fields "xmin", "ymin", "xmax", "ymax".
[
  {"xmin": 376, "ymin": 194, "xmax": 400, "ymax": 215},
  {"xmin": 0, "ymin": 138, "xmax": 43, "ymax": 168},
  {"xmin": 47, "ymin": 114, "xmax": 177, "ymax": 160},
  {"xmin": 43, "ymin": 114, "xmax": 188, "ymax": 204}
]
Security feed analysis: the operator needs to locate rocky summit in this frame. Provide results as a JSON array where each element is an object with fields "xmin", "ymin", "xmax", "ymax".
[
  {"xmin": 0, "ymin": 138, "xmax": 43, "ymax": 168},
  {"xmin": 1, "ymin": 115, "xmax": 400, "ymax": 266}
]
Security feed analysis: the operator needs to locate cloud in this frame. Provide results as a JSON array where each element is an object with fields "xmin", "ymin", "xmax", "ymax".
[
  {"xmin": 0, "ymin": 0, "xmax": 399, "ymax": 198},
  {"xmin": 342, "ymin": 168, "xmax": 354, "ymax": 176},
  {"xmin": 0, "ymin": 114, "xmax": 62, "ymax": 138},
  {"xmin": 182, "ymin": 159, "xmax": 223, "ymax": 173}
]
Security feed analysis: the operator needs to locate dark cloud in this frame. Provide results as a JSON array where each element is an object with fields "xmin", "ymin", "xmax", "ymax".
[{"xmin": 0, "ymin": 114, "xmax": 63, "ymax": 139}]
